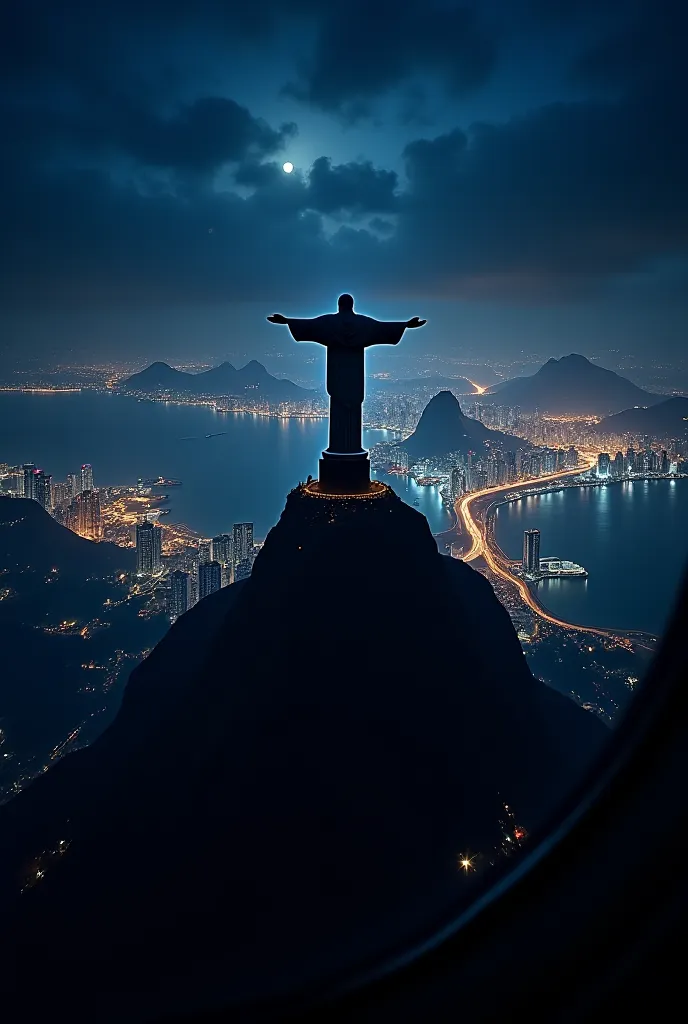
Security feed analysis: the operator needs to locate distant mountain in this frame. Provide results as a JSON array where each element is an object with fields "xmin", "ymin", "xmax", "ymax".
[
  {"xmin": 400, "ymin": 390, "xmax": 524, "ymax": 459},
  {"xmin": 593, "ymin": 396, "xmax": 688, "ymax": 437},
  {"xmin": 485, "ymin": 354, "xmax": 663, "ymax": 415},
  {"xmin": 122, "ymin": 360, "xmax": 312, "ymax": 401}
]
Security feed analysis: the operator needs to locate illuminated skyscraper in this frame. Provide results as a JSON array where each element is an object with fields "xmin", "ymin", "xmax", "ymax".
[
  {"xmin": 450, "ymin": 467, "xmax": 465, "ymax": 500},
  {"xmin": 34, "ymin": 470, "xmax": 52, "ymax": 510},
  {"xmin": 556, "ymin": 449, "xmax": 567, "ymax": 470},
  {"xmin": 211, "ymin": 534, "xmax": 232, "ymax": 565},
  {"xmin": 198, "ymin": 560, "xmax": 222, "ymax": 600},
  {"xmin": 566, "ymin": 447, "xmax": 578, "ymax": 468},
  {"xmin": 75, "ymin": 490, "xmax": 102, "ymax": 540},
  {"xmin": 51, "ymin": 481, "xmax": 70, "ymax": 508},
  {"xmin": 660, "ymin": 450, "xmax": 669, "ymax": 475},
  {"xmin": 597, "ymin": 453, "xmax": 610, "ymax": 479},
  {"xmin": 232, "ymin": 523, "xmax": 254, "ymax": 567},
  {"xmin": 523, "ymin": 529, "xmax": 541, "ymax": 572},
  {"xmin": 136, "ymin": 520, "xmax": 162, "ymax": 573},
  {"xmin": 169, "ymin": 570, "xmax": 192, "ymax": 620},
  {"xmin": 198, "ymin": 539, "xmax": 212, "ymax": 565},
  {"xmin": 625, "ymin": 449, "xmax": 636, "ymax": 474},
  {"xmin": 81, "ymin": 464, "xmax": 94, "ymax": 493},
  {"xmin": 11, "ymin": 470, "xmax": 25, "ymax": 496},
  {"xmin": 612, "ymin": 452, "xmax": 624, "ymax": 480},
  {"xmin": 67, "ymin": 472, "xmax": 79, "ymax": 498},
  {"xmin": 22, "ymin": 464, "xmax": 37, "ymax": 500},
  {"xmin": 506, "ymin": 451, "xmax": 518, "ymax": 482}
]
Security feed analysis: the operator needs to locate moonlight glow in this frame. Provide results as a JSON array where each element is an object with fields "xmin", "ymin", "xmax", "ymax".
[{"xmin": 282, "ymin": 162, "xmax": 294, "ymax": 174}]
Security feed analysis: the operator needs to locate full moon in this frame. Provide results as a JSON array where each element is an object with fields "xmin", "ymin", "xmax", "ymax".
[{"xmin": 282, "ymin": 161, "xmax": 294, "ymax": 174}]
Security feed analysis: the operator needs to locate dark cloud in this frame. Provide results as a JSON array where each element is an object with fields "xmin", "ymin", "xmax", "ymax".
[
  {"xmin": 306, "ymin": 158, "xmax": 398, "ymax": 215},
  {"xmin": 0, "ymin": 0, "xmax": 686, "ymax": 317},
  {"xmin": 283, "ymin": 1, "xmax": 495, "ymax": 120},
  {"xmin": 572, "ymin": 0, "xmax": 686, "ymax": 92},
  {"xmin": 114, "ymin": 99, "xmax": 296, "ymax": 174}
]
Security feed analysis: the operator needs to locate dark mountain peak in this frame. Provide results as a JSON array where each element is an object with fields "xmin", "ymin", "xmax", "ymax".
[
  {"xmin": 239, "ymin": 359, "xmax": 268, "ymax": 374},
  {"xmin": 487, "ymin": 355, "xmax": 662, "ymax": 415},
  {"xmin": 402, "ymin": 390, "xmax": 521, "ymax": 458},
  {"xmin": 0, "ymin": 484, "xmax": 605, "ymax": 1010},
  {"xmin": 122, "ymin": 359, "xmax": 310, "ymax": 400},
  {"xmin": 562, "ymin": 353, "xmax": 590, "ymax": 364}
]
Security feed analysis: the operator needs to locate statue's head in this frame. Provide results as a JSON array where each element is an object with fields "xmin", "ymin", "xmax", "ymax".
[{"xmin": 337, "ymin": 293, "xmax": 354, "ymax": 311}]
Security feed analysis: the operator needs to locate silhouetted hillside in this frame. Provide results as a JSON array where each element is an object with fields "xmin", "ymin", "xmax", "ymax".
[
  {"xmin": 0, "ymin": 483, "xmax": 605, "ymax": 1018},
  {"xmin": 401, "ymin": 390, "xmax": 524, "ymax": 459},
  {"xmin": 0, "ymin": 498, "xmax": 132, "ymax": 581},
  {"xmin": 593, "ymin": 396, "xmax": 688, "ymax": 437},
  {"xmin": 0, "ymin": 499, "xmax": 166, "ymax": 791},
  {"xmin": 487, "ymin": 354, "xmax": 662, "ymax": 415},
  {"xmin": 122, "ymin": 359, "xmax": 312, "ymax": 401}
]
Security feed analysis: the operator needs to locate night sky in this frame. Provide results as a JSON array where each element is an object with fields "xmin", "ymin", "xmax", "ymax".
[{"xmin": 1, "ymin": 1, "xmax": 686, "ymax": 366}]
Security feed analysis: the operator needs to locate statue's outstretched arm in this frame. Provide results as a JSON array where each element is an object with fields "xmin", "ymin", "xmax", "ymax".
[{"xmin": 267, "ymin": 314, "xmax": 330, "ymax": 344}]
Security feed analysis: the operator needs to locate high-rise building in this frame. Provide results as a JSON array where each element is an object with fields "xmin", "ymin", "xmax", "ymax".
[
  {"xmin": 529, "ymin": 453, "xmax": 542, "ymax": 478},
  {"xmin": 650, "ymin": 450, "xmax": 660, "ymax": 473},
  {"xmin": 10, "ymin": 470, "xmax": 25, "ymax": 496},
  {"xmin": 660, "ymin": 450, "xmax": 669, "ymax": 475},
  {"xmin": 22, "ymin": 464, "xmax": 37, "ymax": 500},
  {"xmin": 506, "ymin": 451, "xmax": 518, "ymax": 482},
  {"xmin": 73, "ymin": 489, "xmax": 102, "ymax": 540},
  {"xmin": 597, "ymin": 453, "xmax": 610, "ymax": 479},
  {"xmin": 556, "ymin": 449, "xmax": 567, "ymax": 470},
  {"xmin": 523, "ymin": 529, "xmax": 541, "ymax": 572},
  {"xmin": 198, "ymin": 560, "xmax": 222, "ymax": 600},
  {"xmin": 34, "ymin": 470, "xmax": 52, "ymax": 510},
  {"xmin": 80, "ymin": 464, "xmax": 94, "ymax": 493},
  {"xmin": 51, "ymin": 481, "xmax": 70, "ymax": 508},
  {"xmin": 169, "ymin": 570, "xmax": 192, "ymax": 620},
  {"xmin": 66, "ymin": 472, "xmax": 79, "ymax": 498},
  {"xmin": 211, "ymin": 534, "xmax": 232, "ymax": 566},
  {"xmin": 450, "ymin": 467, "xmax": 465, "ymax": 500},
  {"xmin": 234, "ymin": 558, "xmax": 253, "ymax": 582},
  {"xmin": 566, "ymin": 447, "xmax": 579, "ymax": 469},
  {"xmin": 198, "ymin": 539, "xmax": 212, "ymax": 565},
  {"xmin": 232, "ymin": 523, "xmax": 254, "ymax": 567},
  {"xmin": 612, "ymin": 452, "xmax": 624, "ymax": 480},
  {"xmin": 136, "ymin": 520, "xmax": 162, "ymax": 573}
]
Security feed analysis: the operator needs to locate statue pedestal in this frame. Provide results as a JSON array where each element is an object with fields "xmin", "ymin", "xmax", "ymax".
[{"xmin": 318, "ymin": 450, "xmax": 371, "ymax": 496}]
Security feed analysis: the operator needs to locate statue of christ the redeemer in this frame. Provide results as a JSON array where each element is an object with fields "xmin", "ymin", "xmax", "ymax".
[{"xmin": 268, "ymin": 294, "xmax": 426, "ymax": 494}]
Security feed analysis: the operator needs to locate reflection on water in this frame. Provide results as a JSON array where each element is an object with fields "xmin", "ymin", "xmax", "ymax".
[
  {"xmin": 495, "ymin": 480, "xmax": 688, "ymax": 634},
  {"xmin": 0, "ymin": 393, "xmax": 451, "ymax": 539}
]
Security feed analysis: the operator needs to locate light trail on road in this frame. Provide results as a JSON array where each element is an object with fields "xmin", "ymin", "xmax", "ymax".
[{"xmin": 452, "ymin": 459, "xmax": 655, "ymax": 643}]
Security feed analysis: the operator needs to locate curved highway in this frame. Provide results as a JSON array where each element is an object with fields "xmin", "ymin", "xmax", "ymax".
[{"xmin": 454, "ymin": 463, "xmax": 657, "ymax": 649}]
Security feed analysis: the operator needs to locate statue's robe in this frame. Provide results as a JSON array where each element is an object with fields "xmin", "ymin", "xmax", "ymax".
[{"xmin": 286, "ymin": 312, "xmax": 408, "ymax": 454}]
